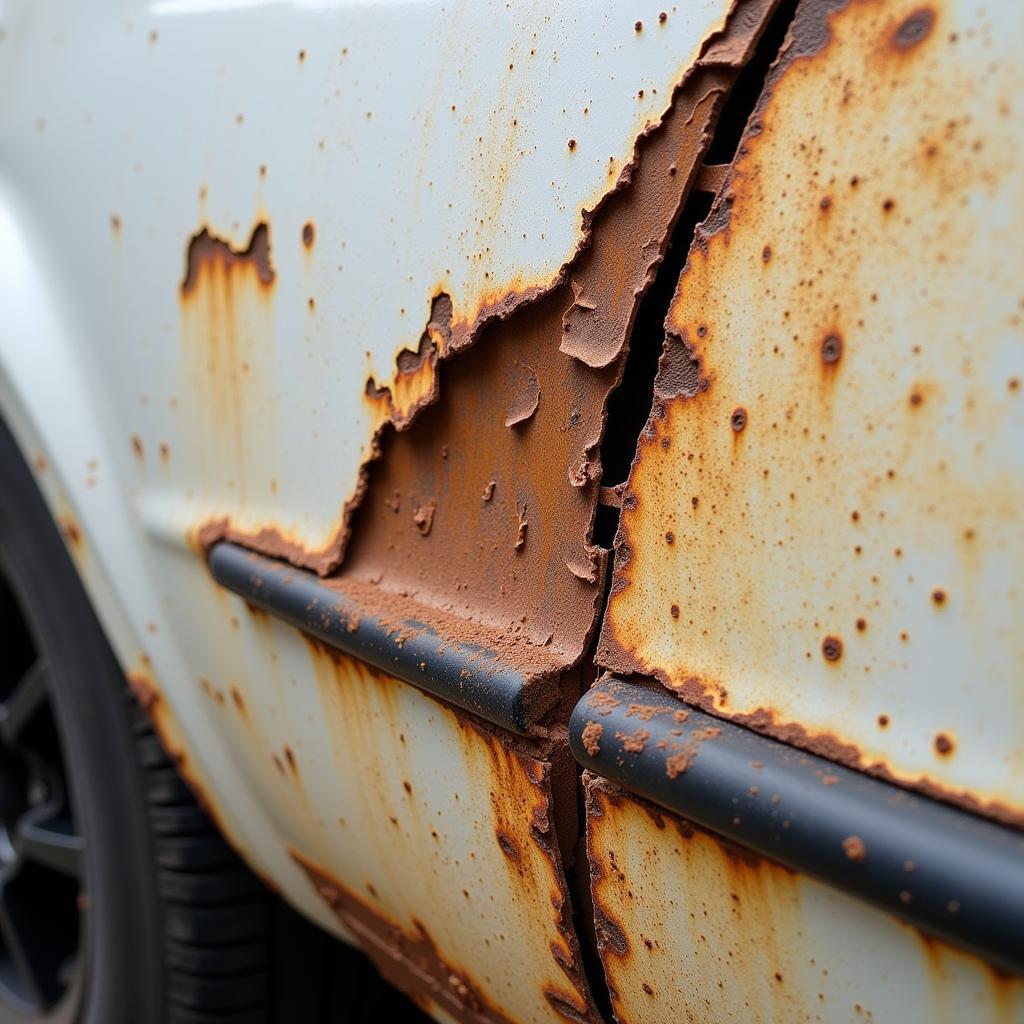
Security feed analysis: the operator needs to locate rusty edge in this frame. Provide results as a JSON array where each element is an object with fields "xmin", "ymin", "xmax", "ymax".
[
  {"xmin": 570, "ymin": 677, "xmax": 1024, "ymax": 976},
  {"xmin": 190, "ymin": 0, "xmax": 785, "ymax": 578}
]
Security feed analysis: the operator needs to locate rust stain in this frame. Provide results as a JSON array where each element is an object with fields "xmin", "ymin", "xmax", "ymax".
[
  {"xmin": 600, "ymin": 0, "xmax": 1024, "ymax": 824},
  {"xmin": 303, "ymin": 642, "xmax": 600, "ymax": 1023},
  {"xmin": 292, "ymin": 847, "xmax": 519, "ymax": 1024},
  {"xmin": 586, "ymin": 776, "xmax": 1024, "ymax": 1023}
]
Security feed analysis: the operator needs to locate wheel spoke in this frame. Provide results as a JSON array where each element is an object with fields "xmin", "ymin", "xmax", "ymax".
[
  {"xmin": 16, "ymin": 812, "xmax": 82, "ymax": 878},
  {"xmin": 0, "ymin": 879, "xmax": 49, "ymax": 1011},
  {"xmin": 0, "ymin": 660, "xmax": 47, "ymax": 745}
]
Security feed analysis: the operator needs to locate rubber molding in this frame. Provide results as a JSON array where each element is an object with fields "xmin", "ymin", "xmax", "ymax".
[{"xmin": 209, "ymin": 542, "xmax": 532, "ymax": 735}]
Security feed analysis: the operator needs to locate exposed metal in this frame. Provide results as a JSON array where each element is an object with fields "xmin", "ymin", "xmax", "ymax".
[
  {"xmin": 585, "ymin": 776, "xmax": 1024, "ymax": 1024},
  {"xmin": 599, "ymin": 0, "xmax": 1024, "ymax": 824},
  {"xmin": 209, "ymin": 541, "xmax": 540, "ymax": 734},
  {"xmin": 572, "ymin": 677, "xmax": 1024, "ymax": 975}
]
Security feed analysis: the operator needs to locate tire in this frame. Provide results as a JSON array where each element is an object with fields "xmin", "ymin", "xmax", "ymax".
[{"xmin": 0, "ymin": 418, "xmax": 426, "ymax": 1024}]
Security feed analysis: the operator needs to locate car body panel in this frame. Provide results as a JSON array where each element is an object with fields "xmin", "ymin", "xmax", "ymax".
[
  {"xmin": 585, "ymin": 776, "xmax": 1024, "ymax": 1024},
  {"xmin": 599, "ymin": 0, "xmax": 1024, "ymax": 823},
  {"xmin": 1, "ymin": 0, "xmax": 1022, "ymax": 1021}
]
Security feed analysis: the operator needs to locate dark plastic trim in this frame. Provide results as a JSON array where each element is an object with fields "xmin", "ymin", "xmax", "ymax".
[
  {"xmin": 209, "ymin": 542, "xmax": 533, "ymax": 735},
  {"xmin": 571, "ymin": 677, "xmax": 1024, "ymax": 975}
]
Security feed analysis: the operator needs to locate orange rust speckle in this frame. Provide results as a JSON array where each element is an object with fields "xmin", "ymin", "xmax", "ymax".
[
  {"xmin": 934, "ymin": 732, "xmax": 954, "ymax": 756},
  {"xmin": 131, "ymin": 434, "xmax": 144, "ymax": 458},
  {"xmin": 730, "ymin": 407, "xmax": 747, "ymax": 433},
  {"xmin": 302, "ymin": 221, "xmax": 315, "ymax": 248},
  {"xmin": 110, "ymin": 213, "xmax": 122, "ymax": 232},
  {"xmin": 855, "ymin": 617, "xmax": 867, "ymax": 632},
  {"xmin": 877, "ymin": 714, "xmax": 890, "ymax": 728},
  {"xmin": 931, "ymin": 588, "xmax": 947, "ymax": 606},
  {"xmin": 634, "ymin": 20, "xmax": 643, "ymax": 33},
  {"xmin": 658, "ymin": 11, "xmax": 667, "ymax": 24},
  {"xmin": 159, "ymin": 442, "xmax": 169, "ymax": 461},
  {"xmin": 298, "ymin": 48, "xmax": 306, "ymax": 62},
  {"xmin": 567, "ymin": 138, "xmax": 577, "ymax": 151},
  {"xmin": 670, "ymin": 603, "xmax": 680, "ymax": 619},
  {"xmin": 842, "ymin": 835, "xmax": 867, "ymax": 862}
]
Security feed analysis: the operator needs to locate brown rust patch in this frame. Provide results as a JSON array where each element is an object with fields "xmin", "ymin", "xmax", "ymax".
[
  {"xmin": 181, "ymin": 222, "xmax": 274, "ymax": 294},
  {"xmin": 581, "ymin": 721, "xmax": 604, "ymax": 756}
]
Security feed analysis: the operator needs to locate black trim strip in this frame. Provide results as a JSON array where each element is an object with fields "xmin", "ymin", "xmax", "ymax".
[
  {"xmin": 209, "ymin": 542, "xmax": 533, "ymax": 734},
  {"xmin": 571, "ymin": 677, "xmax": 1024, "ymax": 975}
]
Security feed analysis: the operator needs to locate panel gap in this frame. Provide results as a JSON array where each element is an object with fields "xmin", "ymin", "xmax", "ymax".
[{"xmin": 704, "ymin": 0, "xmax": 802, "ymax": 165}]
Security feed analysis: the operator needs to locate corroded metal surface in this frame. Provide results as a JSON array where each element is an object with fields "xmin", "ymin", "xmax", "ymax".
[
  {"xmin": 1, "ymin": 0, "xmax": 747, "ymax": 574},
  {"xmin": 185, "ymin": 599, "xmax": 598, "ymax": 1024},
  {"xmin": 599, "ymin": 0, "xmax": 1024, "ymax": 823},
  {"xmin": 585, "ymin": 776, "xmax": 1024, "ymax": 1024}
]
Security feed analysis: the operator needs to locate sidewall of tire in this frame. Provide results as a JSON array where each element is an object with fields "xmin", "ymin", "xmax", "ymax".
[{"xmin": 0, "ymin": 422, "xmax": 164, "ymax": 1024}]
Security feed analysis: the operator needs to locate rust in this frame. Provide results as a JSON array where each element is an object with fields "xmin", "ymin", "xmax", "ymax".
[
  {"xmin": 199, "ymin": 0, "xmax": 781, "ymax": 606},
  {"xmin": 292, "ymin": 847, "xmax": 519, "ymax": 1024},
  {"xmin": 131, "ymin": 434, "xmax": 144, "ymax": 459},
  {"xmin": 181, "ymin": 222, "xmax": 274, "ymax": 294},
  {"xmin": 842, "ymin": 835, "xmax": 867, "ymax": 862},
  {"xmin": 600, "ymin": 0, "xmax": 1024, "ymax": 826},
  {"xmin": 729, "ymin": 407, "xmax": 747, "ymax": 432},
  {"xmin": 581, "ymin": 721, "xmax": 603, "ymax": 756},
  {"xmin": 412, "ymin": 499, "xmax": 436, "ymax": 537},
  {"xmin": 615, "ymin": 728, "xmax": 650, "ymax": 754},
  {"xmin": 892, "ymin": 7, "xmax": 935, "ymax": 50},
  {"xmin": 821, "ymin": 635, "xmax": 843, "ymax": 662},
  {"xmin": 665, "ymin": 725, "xmax": 720, "ymax": 779},
  {"xmin": 504, "ymin": 363, "xmax": 540, "ymax": 427},
  {"xmin": 301, "ymin": 220, "xmax": 315, "ymax": 248},
  {"xmin": 934, "ymin": 733, "xmax": 954, "ymax": 756}
]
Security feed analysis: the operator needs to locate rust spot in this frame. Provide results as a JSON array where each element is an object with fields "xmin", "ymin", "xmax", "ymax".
[
  {"xmin": 877, "ymin": 713, "xmax": 890, "ymax": 728},
  {"xmin": 581, "ymin": 721, "xmax": 603, "ymax": 756},
  {"xmin": 665, "ymin": 726, "xmax": 720, "ymax": 779},
  {"xmin": 658, "ymin": 11, "xmax": 667, "ymax": 24},
  {"xmin": 567, "ymin": 138, "xmax": 577, "ymax": 151},
  {"xmin": 821, "ymin": 332, "xmax": 843, "ymax": 365},
  {"xmin": 670, "ymin": 603, "xmax": 680, "ymax": 618},
  {"xmin": 892, "ymin": 7, "xmax": 935, "ymax": 50},
  {"xmin": 302, "ymin": 221, "xmax": 315, "ymax": 248},
  {"xmin": 730, "ymin": 407, "xmax": 747, "ymax": 433},
  {"xmin": 634, "ymin": 20, "xmax": 643, "ymax": 33},
  {"xmin": 616, "ymin": 728, "xmax": 650, "ymax": 754},
  {"xmin": 283, "ymin": 745, "xmax": 297, "ymax": 773},
  {"xmin": 181, "ymin": 223, "xmax": 274, "ymax": 294},
  {"xmin": 934, "ymin": 732, "xmax": 954, "ymax": 757},
  {"xmin": 842, "ymin": 835, "xmax": 867, "ymax": 862},
  {"xmin": 931, "ymin": 588, "xmax": 947, "ymax": 606},
  {"xmin": 496, "ymin": 830, "xmax": 521, "ymax": 862},
  {"xmin": 110, "ymin": 213, "xmax": 122, "ymax": 233},
  {"xmin": 821, "ymin": 635, "xmax": 843, "ymax": 662},
  {"xmin": 131, "ymin": 434, "xmax": 144, "ymax": 459}
]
